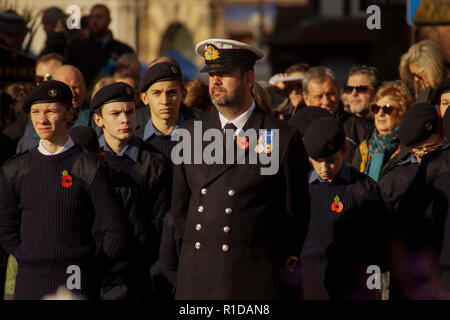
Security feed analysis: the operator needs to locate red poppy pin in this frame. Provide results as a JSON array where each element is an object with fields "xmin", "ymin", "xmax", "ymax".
[
  {"xmin": 236, "ymin": 136, "xmax": 249, "ymax": 150},
  {"xmin": 61, "ymin": 170, "xmax": 73, "ymax": 188},
  {"xmin": 331, "ymin": 195, "xmax": 343, "ymax": 213}
]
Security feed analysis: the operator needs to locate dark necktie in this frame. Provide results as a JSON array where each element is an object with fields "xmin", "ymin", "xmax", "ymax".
[{"xmin": 223, "ymin": 122, "xmax": 237, "ymax": 133}]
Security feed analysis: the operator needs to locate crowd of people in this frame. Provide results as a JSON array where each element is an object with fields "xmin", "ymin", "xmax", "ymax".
[{"xmin": 0, "ymin": 3, "xmax": 449, "ymax": 300}]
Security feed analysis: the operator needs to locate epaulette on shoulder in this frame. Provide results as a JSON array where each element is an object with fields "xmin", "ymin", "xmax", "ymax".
[{"xmin": 1, "ymin": 150, "xmax": 30, "ymax": 184}]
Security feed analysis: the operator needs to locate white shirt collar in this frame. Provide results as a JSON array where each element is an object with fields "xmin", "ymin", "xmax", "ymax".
[
  {"xmin": 38, "ymin": 137, "xmax": 75, "ymax": 156},
  {"xmin": 218, "ymin": 100, "xmax": 255, "ymax": 135}
]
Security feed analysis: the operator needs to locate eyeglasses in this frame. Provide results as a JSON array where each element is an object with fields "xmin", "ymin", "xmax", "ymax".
[
  {"xmin": 370, "ymin": 104, "xmax": 396, "ymax": 115},
  {"xmin": 344, "ymin": 85, "xmax": 370, "ymax": 94},
  {"xmin": 35, "ymin": 74, "xmax": 52, "ymax": 85}
]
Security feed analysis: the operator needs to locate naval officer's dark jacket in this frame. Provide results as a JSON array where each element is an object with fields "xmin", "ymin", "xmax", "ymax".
[{"xmin": 169, "ymin": 105, "xmax": 311, "ymax": 300}]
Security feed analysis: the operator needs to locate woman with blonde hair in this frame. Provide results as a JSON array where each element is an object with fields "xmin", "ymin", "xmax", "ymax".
[
  {"xmin": 399, "ymin": 39, "xmax": 446, "ymax": 102},
  {"xmin": 352, "ymin": 81, "xmax": 415, "ymax": 182}
]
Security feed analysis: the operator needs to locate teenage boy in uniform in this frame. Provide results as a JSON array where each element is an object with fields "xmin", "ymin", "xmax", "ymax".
[
  {"xmin": 301, "ymin": 117, "xmax": 387, "ymax": 299},
  {"xmin": 91, "ymin": 82, "xmax": 171, "ymax": 299},
  {"xmin": 0, "ymin": 80, "xmax": 127, "ymax": 300}
]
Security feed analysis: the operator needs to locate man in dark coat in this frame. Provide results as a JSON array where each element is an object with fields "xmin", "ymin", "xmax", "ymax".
[
  {"xmin": 168, "ymin": 39, "xmax": 311, "ymax": 300},
  {"xmin": 301, "ymin": 66, "xmax": 373, "ymax": 163},
  {"xmin": 68, "ymin": 4, "xmax": 134, "ymax": 88}
]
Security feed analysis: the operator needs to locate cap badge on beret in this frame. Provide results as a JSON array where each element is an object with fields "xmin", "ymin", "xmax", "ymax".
[
  {"xmin": 170, "ymin": 65, "xmax": 178, "ymax": 74},
  {"xmin": 48, "ymin": 88, "xmax": 57, "ymax": 98},
  {"xmin": 424, "ymin": 121, "xmax": 433, "ymax": 131},
  {"xmin": 125, "ymin": 86, "xmax": 132, "ymax": 95},
  {"xmin": 204, "ymin": 45, "xmax": 220, "ymax": 61},
  {"xmin": 327, "ymin": 142, "xmax": 335, "ymax": 152}
]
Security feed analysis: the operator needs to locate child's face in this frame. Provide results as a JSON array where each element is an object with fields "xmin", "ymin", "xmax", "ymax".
[{"xmin": 309, "ymin": 150, "xmax": 344, "ymax": 182}]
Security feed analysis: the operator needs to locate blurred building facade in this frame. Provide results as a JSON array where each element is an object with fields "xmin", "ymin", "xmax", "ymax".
[{"xmin": 10, "ymin": 0, "xmax": 450, "ymax": 82}]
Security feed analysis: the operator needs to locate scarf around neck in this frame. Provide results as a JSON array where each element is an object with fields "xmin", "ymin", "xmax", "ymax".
[{"xmin": 364, "ymin": 126, "xmax": 400, "ymax": 181}]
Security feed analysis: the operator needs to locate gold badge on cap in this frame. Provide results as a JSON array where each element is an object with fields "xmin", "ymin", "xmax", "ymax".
[
  {"xmin": 170, "ymin": 65, "xmax": 178, "ymax": 74},
  {"xmin": 48, "ymin": 88, "xmax": 57, "ymax": 98},
  {"xmin": 204, "ymin": 45, "xmax": 220, "ymax": 61},
  {"xmin": 424, "ymin": 121, "xmax": 433, "ymax": 131},
  {"xmin": 125, "ymin": 87, "xmax": 132, "ymax": 95}
]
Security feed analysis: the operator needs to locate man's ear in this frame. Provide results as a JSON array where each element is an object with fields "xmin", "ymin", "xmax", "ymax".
[
  {"xmin": 181, "ymin": 87, "xmax": 187, "ymax": 102},
  {"xmin": 140, "ymin": 92, "xmax": 148, "ymax": 105},
  {"xmin": 302, "ymin": 91, "xmax": 308, "ymax": 103},
  {"xmin": 246, "ymin": 71, "xmax": 255, "ymax": 89},
  {"xmin": 93, "ymin": 113, "xmax": 104, "ymax": 129}
]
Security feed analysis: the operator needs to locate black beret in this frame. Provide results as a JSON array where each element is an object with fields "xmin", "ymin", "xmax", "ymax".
[
  {"xmin": 288, "ymin": 106, "xmax": 332, "ymax": 137},
  {"xmin": 195, "ymin": 39, "xmax": 264, "ymax": 73},
  {"xmin": 139, "ymin": 62, "xmax": 183, "ymax": 93},
  {"xmin": 444, "ymin": 107, "xmax": 450, "ymax": 141},
  {"xmin": 22, "ymin": 80, "xmax": 72, "ymax": 113},
  {"xmin": 431, "ymin": 77, "xmax": 450, "ymax": 106},
  {"xmin": 69, "ymin": 125, "xmax": 100, "ymax": 153},
  {"xmin": 90, "ymin": 82, "xmax": 135, "ymax": 111},
  {"xmin": 303, "ymin": 117, "xmax": 346, "ymax": 158},
  {"xmin": 399, "ymin": 102, "xmax": 439, "ymax": 147}
]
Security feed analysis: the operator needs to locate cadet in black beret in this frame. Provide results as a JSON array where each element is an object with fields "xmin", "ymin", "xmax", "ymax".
[
  {"xmin": 303, "ymin": 117, "xmax": 346, "ymax": 159},
  {"xmin": 288, "ymin": 106, "xmax": 332, "ymax": 137},
  {"xmin": 90, "ymin": 81, "xmax": 135, "ymax": 112},
  {"xmin": 300, "ymin": 117, "xmax": 386, "ymax": 299},
  {"xmin": 92, "ymin": 81, "xmax": 172, "ymax": 299},
  {"xmin": 138, "ymin": 61, "xmax": 183, "ymax": 93},
  {"xmin": 23, "ymin": 80, "xmax": 72, "ymax": 113},
  {"xmin": 431, "ymin": 77, "xmax": 450, "ymax": 117},
  {"xmin": 399, "ymin": 102, "xmax": 441, "ymax": 149},
  {"xmin": 379, "ymin": 102, "xmax": 444, "ymax": 214},
  {"xmin": 136, "ymin": 61, "xmax": 187, "ymax": 158}
]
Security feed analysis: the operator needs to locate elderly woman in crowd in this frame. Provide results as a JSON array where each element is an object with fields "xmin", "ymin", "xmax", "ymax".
[
  {"xmin": 399, "ymin": 40, "xmax": 446, "ymax": 103},
  {"xmin": 352, "ymin": 81, "xmax": 414, "ymax": 182}
]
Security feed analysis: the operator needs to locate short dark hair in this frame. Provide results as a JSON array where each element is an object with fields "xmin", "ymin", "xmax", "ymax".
[
  {"xmin": 91, "ymin": 4, "xmax": 110, "ymax": 19},
  {"xmin": 348, "ymin": 65, "xmax": 382, "ymax": 90},
  {"xmin": 42, "ymin": 7, "xmax": 65, "ymax": 25},
  {"xmin": 285, "ymin": 63, "xmax": 311, "ymax": 75}
]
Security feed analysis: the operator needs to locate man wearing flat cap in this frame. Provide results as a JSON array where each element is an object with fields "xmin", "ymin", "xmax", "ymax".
[
  {"xmin": 0, "ymin": 80, "xmax": 127, "ymax": 299},
  {"xmin": 168, "ymin": 39, "xmax": 311, "ymax": 299},
  {"xmin": 396, "ymin": 106, "xmax": 450, "ymax": 300},
  {"xmin": 91, "ymin": 82, "xmax": 171, "ymax": 299}
]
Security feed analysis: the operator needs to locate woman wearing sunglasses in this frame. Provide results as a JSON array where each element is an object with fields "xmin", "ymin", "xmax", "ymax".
[{"xmin": 352, "ymin": 81, "xmax": 414, "ymax": 182}]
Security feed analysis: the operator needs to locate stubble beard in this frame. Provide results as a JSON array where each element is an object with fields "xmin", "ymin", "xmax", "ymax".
[{"xmin": 211, "ymin": 85, "xmax": 245, "ymax": 110}]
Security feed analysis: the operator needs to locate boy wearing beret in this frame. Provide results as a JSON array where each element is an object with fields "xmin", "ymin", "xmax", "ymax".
[
  {"xmin": 91, "ymin": 82, "xmax": 171, "ymax": 299},
  {"xmin": 301, "ymin": 117, "xmax": 387, "ymax": 299},
  {"xmin": 0, "ymin": 80, "xmax": 127, "ymax": 299},
  {"xmin": 379, "ymin": 103, "xmax": 444, "ymax": 213},
  {"xmin": 396, "ymin": 108, "xmax": 450, "ymax": 299},
  {"xmin": 137, "ymin": 61, "xmax": 187, "ymax": 158}
]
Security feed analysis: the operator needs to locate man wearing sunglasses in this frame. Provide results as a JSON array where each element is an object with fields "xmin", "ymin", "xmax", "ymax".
[
  {"xmin": 302, "ymin": 66, "xmax": 373, "ymax": 162},
  {"xmin": 344, "ymin": 65, "xmax": 381, "ymax": 119}
]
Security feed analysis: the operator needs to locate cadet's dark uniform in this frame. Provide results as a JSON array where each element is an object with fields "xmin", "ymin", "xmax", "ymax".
[
  {"xmin": 379, "ymin": 103, "xmax": 442, "ymax": 213},
  {"xmin": 0, "ymin": 81, "xmax": 127, "ymax": 300},
  {"xmin": 170, "ymin": 39, "xmax": 311, "ymax": 300},
  {"xmin": 91, "ymin": 83, "xmax": 172, "ymax": 299},
  {"xmin": 397, "ymin": 106, "xmax": 450, "ymax": 296},
  {"xmin": 301, "ymin": 117, "xmax": 387, "ymax": 299}
]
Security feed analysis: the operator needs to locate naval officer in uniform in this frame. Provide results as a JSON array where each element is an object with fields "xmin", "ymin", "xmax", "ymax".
[{"xmin": 168, "ymin": 39, "xmax": 311, "ymax": 300}]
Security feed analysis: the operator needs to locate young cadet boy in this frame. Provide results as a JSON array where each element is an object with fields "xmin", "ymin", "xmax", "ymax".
[
  {"xmin": 379, "ymin": 103, "xmax": 444, "ymax": 213},
  {"xmin": 91, "ymin": 82, "xmax": 171, "ymax": 299},
  {"xmin": 396, "ymin": 109, "xmax": 450, "ymax": 299},
  {"xmin": 0, "ymin": 80, "xmax": 127, "ymax": 300},
  {"xmin": 301, "ymin": 117, "xmax": 387, "ymax": 299},
  {"xmin": 136, "ymin": 61, "xmax": 187, "ymax": 158}
]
